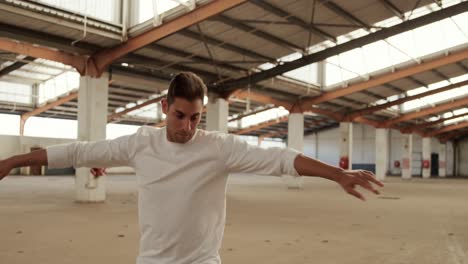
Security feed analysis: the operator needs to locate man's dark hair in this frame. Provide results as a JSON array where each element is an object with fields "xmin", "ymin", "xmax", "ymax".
[{"xmin": 167, "ymin": 72, "xmax": 207, "ymax": 106}]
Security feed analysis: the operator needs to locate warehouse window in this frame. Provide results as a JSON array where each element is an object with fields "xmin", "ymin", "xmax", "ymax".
[
  {"xmin": 137, "ymin": 0, "xmax": 193, "ymax": 25},
  {"xmin": 35, "ymin": 0, "xmax": 118, "ymax": 23},
  {"xmin": 38, "ymin": 70, "xmax": 79, "ymax": 105},
  {"xmin": 0, "ymin": 81, "xmax": 32, "ymax": 105},
  {"xmin": 324, "ymin": 3, "xmax": 467, "ymax": 88},
  {"xmin": 0, "ymin": 114, "xmax": 20, "ymax": 136}
]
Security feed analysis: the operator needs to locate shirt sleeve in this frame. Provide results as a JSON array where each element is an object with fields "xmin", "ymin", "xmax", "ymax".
[
  {"xmin": 46, "ymin": 128, "xmax": 142, "ymax": 169},
  {"xmin": 220, "ymin": 134, "xmax": 300, "ymax": 176}
]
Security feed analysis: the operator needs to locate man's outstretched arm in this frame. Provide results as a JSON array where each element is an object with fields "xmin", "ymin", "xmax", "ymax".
[
  {"xmin": 294, "ymin": 154, "xmax": 384, "ymax": 201},
  {"xmin": 0, "ymin": 149, "xmax": 48, "ymax": 180}
]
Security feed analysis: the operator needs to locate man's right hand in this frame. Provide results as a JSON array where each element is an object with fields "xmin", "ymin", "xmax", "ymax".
[
  {"xmin": 0, "ymin": 159, "xmax": 14, "ymax": 181},
  {"xmin": 90, "ymin": 168, "xmax": 106, "ymax": 178}
]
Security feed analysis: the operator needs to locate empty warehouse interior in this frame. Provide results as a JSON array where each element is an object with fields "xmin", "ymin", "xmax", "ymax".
[{"xmin": 0, "ymin": 0, "xmax": 467, "ymax": 263}]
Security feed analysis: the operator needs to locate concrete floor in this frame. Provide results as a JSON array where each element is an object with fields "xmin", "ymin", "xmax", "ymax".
[{"xmin": 1, "ymin": 174, "xmax": 467, "ymax": 264}]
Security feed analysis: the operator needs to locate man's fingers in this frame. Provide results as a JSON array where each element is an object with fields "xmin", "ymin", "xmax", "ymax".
[
  {"xmin": 347, "ymin": 188, "xmax": 366, "ymax": 201},
  {"xmin": 90, "ymin": 168, "xmax": 106, "ymax": 178},
  {"xmin": 353, "ymin": 177, "xmax": 380, "ymax": 195},
  {"xmin": 361, "ymin": 170, "xmax": 384, "ymax": 187}
]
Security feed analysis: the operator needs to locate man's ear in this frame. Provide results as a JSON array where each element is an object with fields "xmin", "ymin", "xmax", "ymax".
[{"xmin": 161, "ymin": 99, "xmax": 168, "ymax": 115}]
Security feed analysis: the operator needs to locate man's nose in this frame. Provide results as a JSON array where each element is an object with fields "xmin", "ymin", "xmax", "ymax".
[{"xmin": 182, "ymin": 119, "xmax": 192, "ymax": 131}]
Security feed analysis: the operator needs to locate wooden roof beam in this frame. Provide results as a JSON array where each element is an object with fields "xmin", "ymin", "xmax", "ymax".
[
  {"xmin": 379, "ymin": 0, "xmax": 405, "ymax": 20},
  {"xmin": 214, "ymin": 2, "xmax": 468, "ymax": 93},
  {"xmin": 401, "ymin": 111, "xmax": 468, "ymax": 133},
  {"xmin": 439, "ymin": 129, "xmax": 468, "ymax": 142},
  {"xmin": 381, "ymin": 96, "xmax": 468, "ymax": 128},
  {"xmin": 20, "ymin": 91, "xmax": 78, "ymax": 135},
  {"xmin": 300, "ymin": 47, "xmax": 468, "ymax": 106},
  {"xmin": 249, "ymin": 0, "xmax": 336, "ymax": 42},
  {"xmin": 91, "ymin": 0, "xmax": 248, "ymax": 76},
  {"xmin": 425, "ymin": 121, "xmax": 468, "ymax": 137},
  {"xmin": 0, "ymin": 38, "xmax": 87, "ymax": 74},
  {"xmin": 213, "ymin": 15, "xmax": 304, "ymax": 53},
  {"xmin": 234, "ymin": 115, "xmax": 288, "ymax": 135},
  {"xmin": 108, "ymin": 94, "xmax": 166, "ymax": 122},
  {"xmin": 346, "ymin": 79, "xmax": 468, "ymax": 120},
  {"xmin": 228, "ymin": 105, "xmax": 276, "ymax": 122}
]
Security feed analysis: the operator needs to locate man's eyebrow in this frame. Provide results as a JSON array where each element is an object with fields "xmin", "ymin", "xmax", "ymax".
[{"xmin": 175, "ymin": 110, "xmax": 200, "ymax": 117}]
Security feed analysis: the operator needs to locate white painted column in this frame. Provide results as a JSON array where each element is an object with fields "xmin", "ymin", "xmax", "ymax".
[
  {"xmin": 446, "ymin": 141, "xmax": 454, "ymax": 176},
  {"xmin": 285, "ymin": 112, "xmax": 304, "ymax": 189},
  {"xmin": 339, "ymin": 122, "xmax": 353, "ymax": 170},
  {"xmin": 375, "ymin": 128, "xmax": 389, "ymax": 181},
  {"xmin": 402, "ymin": 134, "xmax": 413, "ymax": 179},
  {"xmin": 76, "ymin": 74, "xmax": 108, "ymax": 202},
  {"xmin": 439, "ymin": 142, "xmax": 447, "ymax": 177},
  {"xmin": 206, "ymin": 94, "xmax": 228, "ymax": 133},
  {"xmin": 422, "ymin": 137, "xmax": 431, "ymax": 179}
]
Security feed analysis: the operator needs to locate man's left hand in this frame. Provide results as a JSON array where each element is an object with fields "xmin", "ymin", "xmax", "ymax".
[{"xmin": 337, "ymin": 170, "xmax": 384, "ymax": 201}]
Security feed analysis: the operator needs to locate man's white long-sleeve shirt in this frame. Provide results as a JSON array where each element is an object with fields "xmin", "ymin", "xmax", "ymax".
[{"xmin": 47, "ymin": 126, "xmax": 300, "ymax": 264}]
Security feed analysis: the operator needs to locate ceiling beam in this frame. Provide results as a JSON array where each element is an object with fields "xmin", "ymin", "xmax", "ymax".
[
  {"xmin": 178, "ymin": 29, "xmax": 274, "ymax": 62},
  {"xmin": 149, "ymin": 44, "xmax": 246, "ymax": 73},
  {"xmin": 439, "ymin": 129, "xmax": 468, "ymax": 142},
  {"xmin": 108, "ymin": 94, "xmax": 166, "ymax": 122},
  {"xmin": 232, "ymin": 89, "xmax": 376, "ymax": 123},
  {"xmin": 228, "ymin": 105, "xmax": 276, "ymax": 122},
  {"xmin": 0, "ymin": 22, "xmax": 99, "ymax": 55},
  {"xmin": 232, "ymin": 89, "xmax": 293, "ymax": 109},
  {"xmin": 0, "ymin": 56, "xmax": 36, "ymax": 77},
  {"xmin": 304, "ymin": 122, "xmax": 340, "ymax": 136},
  {"xmin": 213, "ymin": 15, "xmax": 304, "ymax": 53},
  {"xmin": 0, "ymin": 38, "xmax": 87, "ymax": 74},
  {"xmin": 91, "ymin": 0, "xmax": 248, "ymax": 75},
  {"xmin": 346, "ymin": 79, "xmax": 468, "ymax": 120},
  {"xmin": 20, "ymin": 91, "xmax": 78, "ymax": 135},
  {"xmin": 21, "ymin": 92, "xmax": 78, "ymax": 121},
  {"xmin": 122, "ymin": 54, "xmax": 219, "ymax": 81},
  {"xmin": 425, "ymin": 121, "xmax": 468, "ymax": 137},
  {"xmin": 234, "ymin": 115, "xmax": 288, "ymax": 135},
  {"xmin": 213, "ymin": 2, "xmax": 468, "ymax": 92},
  {"xmin": 401, "ymin": 111, "xmax": 468, "ymax": 132},
  {"xmin": 379, "ymin": 0, "xmax": 405, "ymax": 20},
  {"xmin": 258, "ymin": 129, "xmax": 288, "ymax": 139},
  {"xmin": 381, "ymin": 96, "xmax": 468, "ymax": 127},
  {"xmin": 300, "ymin": 48, "xmax": 468, "ymax": 106},
  {"xmin": 249, "ymin": 0, "xmax": 335, "ymax": 42},
  {"xmin": 319, "ymin": 0, "xmax": 369, "ymax": 29}
]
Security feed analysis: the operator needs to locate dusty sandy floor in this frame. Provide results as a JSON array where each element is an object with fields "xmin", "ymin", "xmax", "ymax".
[{"xmin": 1, "ymin": 174, "xmax": 467, "ymax": 264}]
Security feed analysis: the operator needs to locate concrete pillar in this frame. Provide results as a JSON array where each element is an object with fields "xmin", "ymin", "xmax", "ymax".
[
  {"xmin": 447, "ymin": 141, "xmax": 454, "ymax": 176},
  {"xmin": 375, "ymin": 128, "xmax": 389, "ymax": 181},
  {"xmin": 402, "ymin": 134, "xmax": 413, "ymax": 179},
  {"xmin": 439, "ymin": 142, "xmax": 447, "ymax": 177},
  {"xmin": 285, "ymin": 112, "xmax": 304, "ymax": 189},
  {"xmin": 339, "ymin": 122, "xmax": 353, "ymax": 170},
  {"xmin": 75, "ymin": 74, "xmax": 108, "ymax": 203},
  {"xmin": 422, "ymin": 137, "xmax": 431, "ymax": 179},
  {"xmin": 206, "ymin": 94, "xmax": 228, "ymax": 133}
]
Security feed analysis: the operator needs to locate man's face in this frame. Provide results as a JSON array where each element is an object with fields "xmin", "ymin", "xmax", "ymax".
[{"xmin": 162, "ymin": 97, "xmax": 203, "ymax": 144}]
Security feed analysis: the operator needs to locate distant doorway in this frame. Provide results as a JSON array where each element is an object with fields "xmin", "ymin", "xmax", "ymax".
[{"xmin": 431, "ymin": 153, "xmax": 439, "ymax": 176}]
